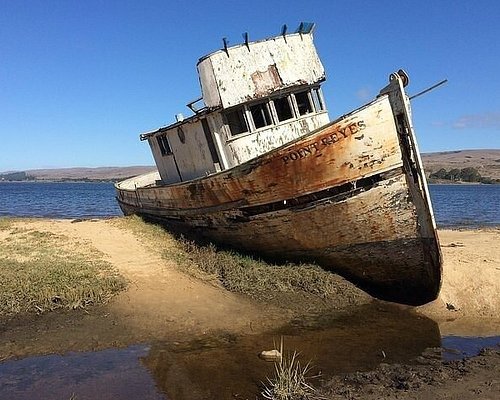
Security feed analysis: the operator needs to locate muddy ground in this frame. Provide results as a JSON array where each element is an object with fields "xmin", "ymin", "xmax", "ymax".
[
  {"xmin": 0, "ymin": 218, "xmax": 499, "ymax": 399},
  {"xmin": 322, "ymin": 347, "xmax": 500, "ymax": 399}
]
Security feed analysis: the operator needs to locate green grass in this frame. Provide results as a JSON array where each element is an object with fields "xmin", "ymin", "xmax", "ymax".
[{"xmin": 0, "ymin": 219, "xmax": 127, "ymax": 317}]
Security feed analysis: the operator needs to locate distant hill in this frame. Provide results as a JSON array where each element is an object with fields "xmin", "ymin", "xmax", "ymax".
[
  {"xmin": 1, "ymin": 149, "xmax": 499, "ymax": 183},
  {"xmin": 421, "ymin": 149, "xmax": 500, "ymax": 181},
  {"xmin": 0, "ymin": 166, "xmax": 156, "ymax": 182}
]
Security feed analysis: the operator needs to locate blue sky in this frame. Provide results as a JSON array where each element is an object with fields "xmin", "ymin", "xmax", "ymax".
[{"xmin": 1, "ymin": 1, "xmax": 499, "ymax": 171}]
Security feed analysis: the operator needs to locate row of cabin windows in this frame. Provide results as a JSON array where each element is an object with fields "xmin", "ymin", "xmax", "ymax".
[{"xmin": 224, "ymin": 87, "xmax": 325, "ymax": 136}]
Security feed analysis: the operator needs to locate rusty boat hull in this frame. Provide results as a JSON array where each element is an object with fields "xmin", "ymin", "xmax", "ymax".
[{"xmin": 116, "ymin": 75, "xmax": 442, "ymax": 305}]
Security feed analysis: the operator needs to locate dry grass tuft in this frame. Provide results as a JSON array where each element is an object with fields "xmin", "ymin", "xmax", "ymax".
[
  {"xmin": 173, "ymin": 237, "xmax": 356, "ymax": 302},
  {"xmin": 0, "ymin": 219, "xmax": 127, "ymax": 317}
]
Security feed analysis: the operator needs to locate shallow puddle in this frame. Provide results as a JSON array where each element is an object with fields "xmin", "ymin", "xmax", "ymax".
[
  {"xmin": 441, "ymin": 335, "xmax": 500, "ymax": 361},
  {"xmin": 0, "ymin": 345, "xmax": 163, "ymax": 400},
  {"xmin": 1, "ymin": 303, "xmax": 499, "ymax": 400}
]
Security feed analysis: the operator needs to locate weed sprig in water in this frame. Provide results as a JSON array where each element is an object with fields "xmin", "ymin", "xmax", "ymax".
[{"xmin": 261, "ymin": 338, "xmax": 322, "ymax": 400}]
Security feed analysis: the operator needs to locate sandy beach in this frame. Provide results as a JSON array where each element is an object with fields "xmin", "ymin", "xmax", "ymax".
[
  {"xmin": 418, "ymin": 229, "xmax": 500, "ymax": 333},
  {"xmin": 0, "ymin": 218, "xmax": 499, "ymax": 399}
]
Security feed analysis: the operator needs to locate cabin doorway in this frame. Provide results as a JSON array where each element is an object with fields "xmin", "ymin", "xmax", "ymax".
[{"xmin": 201, "ymin": 119, "xmax": 222, "ymax": 171}]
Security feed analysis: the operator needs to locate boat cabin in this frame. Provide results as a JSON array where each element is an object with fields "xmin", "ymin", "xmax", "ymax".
[{"xmin": 141, "ymin": 24, "xmax": 330, "ymax": 185}]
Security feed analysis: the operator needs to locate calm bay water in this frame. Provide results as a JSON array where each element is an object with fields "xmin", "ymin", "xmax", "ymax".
[
  {"xmin": 428, "ymin": 184, "xmax": 500, "ymax": 228},
  {"xmin": 0, "ymin": 182, "xmax": 121, "ymax": 219},
  {"xmin": 1, "ymin": 181, "xmax": 499, "ymax": 227}
]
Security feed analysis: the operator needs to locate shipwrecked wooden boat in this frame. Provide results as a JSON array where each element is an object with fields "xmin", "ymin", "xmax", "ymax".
[{"xmin": 116, "ymin": 24, "xmax": 442, "ymax": 305}]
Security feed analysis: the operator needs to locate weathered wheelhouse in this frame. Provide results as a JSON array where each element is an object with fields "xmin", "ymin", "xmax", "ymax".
[{"xmin": 141, "ymin": 28, "xmax": 329, "ymax": 184}]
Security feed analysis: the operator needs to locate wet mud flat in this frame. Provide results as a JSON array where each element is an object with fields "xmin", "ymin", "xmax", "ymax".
[
  {"xmin": 0, "ymin": 303, "xmax": 499, "ymax": 400},
  {"xmin": 322, "ymin": 347, "xmax": 500, "ymax": 400}
]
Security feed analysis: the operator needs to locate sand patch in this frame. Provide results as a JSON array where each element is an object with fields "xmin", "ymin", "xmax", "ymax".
[
  {"xmin": 418, "ymin": 228, "xmax": 500, "ymax": 334},
  {"xmin": 16, "ymin": 218, "xmax": 284, "ymax": 338}
]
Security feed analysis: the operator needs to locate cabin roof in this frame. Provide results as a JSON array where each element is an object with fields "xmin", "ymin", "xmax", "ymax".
[
  {"xmin": 197, "ymin": 31, "xmax": 325, "ymax": 109},
  {"xmin": 197, "ymin": 31, "xmax": 307, "ymax": 65},
  {"xmin": 139, "ymin": 107, "xmax": 213, "ymax": 141}
]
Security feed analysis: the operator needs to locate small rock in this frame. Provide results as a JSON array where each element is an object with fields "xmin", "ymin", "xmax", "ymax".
[{"xmin": 258, "ymin": 349, "xmax": 282, "ymax": 362}]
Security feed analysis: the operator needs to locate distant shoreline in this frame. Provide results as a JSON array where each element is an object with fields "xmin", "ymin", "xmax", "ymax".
[
  {"xmin": 1, "ymin": 148, "xmax": 499, "ymax": 182},
  {"xmin": 0, "ymin": 179, "xmax": 120, "ymax": 184},
  {"xmin": 427, "ymin": 181, "xmax": 499, "ymax": 185},
  {"xmin": 2, "ymin": 179, "xmax": 498, "ymax": 185},
  {"xmin": 0, "ymin": 166, "xmax": 156, "ymax": 183}
]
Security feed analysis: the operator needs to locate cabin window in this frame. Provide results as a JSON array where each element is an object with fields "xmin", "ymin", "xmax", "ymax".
[
  {"xmin": 224, "ymin": 107, "xmax": 248, "ymax": 135},
  {"xmin": 295, "ymin": 91, "xmax": 313, "ymax": 116},
  {"xmin": 273, "ymin": 96, "xmax": 294, "ymax": 122},
  {"xmin": 311, "ymin": 88, "xmax": 325, "ymax": 112},
  {"xmin": 249, "ymin": 102, "xmax": 272, "ymax": 129},
  {"xmin": 156, "ymin": 135, "xmax": 172, "ymax": 156}
]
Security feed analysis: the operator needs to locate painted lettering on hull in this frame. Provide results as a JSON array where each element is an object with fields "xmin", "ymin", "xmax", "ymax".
[{"xmin": 281, "ymin": 120, "xmax": 366, "ymax": 164}]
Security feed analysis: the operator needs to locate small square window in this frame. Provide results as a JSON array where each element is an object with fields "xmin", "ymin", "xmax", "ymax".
[
  {"xmin": 224, "ymin": 108, "xmax": 249, "ymax": 135},
  {"xmin": 249, "ymin": 102, "xmax": 272, "ymax": 129},
  {"xmin": 295, "ymin": 91, "xmax": 313, "ymax": 115},
  {"xmin": 274, "ymin": 96, "xmax": 293, "ymax": 122}
]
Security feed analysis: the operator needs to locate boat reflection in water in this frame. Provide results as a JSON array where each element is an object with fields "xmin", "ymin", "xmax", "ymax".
[
  {"xmin": 0, "ymin": 304, "xmax": 442, "ymax": 400},
  {"xmin": 141, "ymin": 303, "xmax": 440, "ymax": 399}
]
